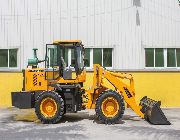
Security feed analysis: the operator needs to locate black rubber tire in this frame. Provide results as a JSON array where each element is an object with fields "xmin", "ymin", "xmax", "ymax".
[
  {"xmin": 35, "ymin": 91, "xmax": 64, "ymax": 124},
  {"xmin": 95, "ymin": 90, "xmax": 125, "ymax": 124}
]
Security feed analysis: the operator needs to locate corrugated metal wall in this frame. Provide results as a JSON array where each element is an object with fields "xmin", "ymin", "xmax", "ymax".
[{"xmin": 0, "ymin": 0, "xmax": 180, "ymax": 69}]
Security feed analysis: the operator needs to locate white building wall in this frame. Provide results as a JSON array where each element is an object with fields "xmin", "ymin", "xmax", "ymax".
[{"xmin": 0, "ymin": 0, "xmax": 180, "ymax": 70}]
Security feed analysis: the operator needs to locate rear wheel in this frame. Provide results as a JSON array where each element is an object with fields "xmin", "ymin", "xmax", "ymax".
[
  {"xmin": 95, "ymin": 90, "xmax": 125, "ymax": 124},
  {"xmin": 35, "ymin": 91, "xmax": 64, "ymax": 124}
]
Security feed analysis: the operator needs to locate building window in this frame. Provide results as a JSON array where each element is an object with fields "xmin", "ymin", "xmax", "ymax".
[
  {"xmin": 145, "ymin": 48, "xmax": 164, "ymax": 67},
  {"xmin": 48, "ymin": 48, "xmax": 113, "ymax": 69},
  {"xmin": 176, "ymin": 49, "xmax": 180, "ymax": 67},
  {"xmin": 85, "ymin": 48, "xmax": 113, "ymax": 68},
  {"xmin": 84, "ymin": 48, "xmax": 90, "ymax": 67},
  {"xmin": 155, "ymin": 48, "xmax": 164, "ymax": 67},
  {"xmin": 103, "ymin": 48, "xmax": 112, "ymax": 67},
  {"xmin": 145, "ymin": 48, "xmax": 154, "ymax": 67},
  {"xmin": 167, "ymin": 49, "xmax": 176, "ymax": 67},
  {"xmin": 145, "ymin": 48, "xmax": 180, "ymax": 68},
  {"xmin": 0, "ymin": 49, "xmax": 18, "ymax": 68},
  {"xmin": 93, "ymin": 48, "xmax": 102, "ymax": 66}
]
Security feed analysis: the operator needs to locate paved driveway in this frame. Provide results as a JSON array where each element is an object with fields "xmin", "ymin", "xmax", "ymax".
[{"xmin": 0, "ymin": 108, "xmax": 180, "ymax": 140}]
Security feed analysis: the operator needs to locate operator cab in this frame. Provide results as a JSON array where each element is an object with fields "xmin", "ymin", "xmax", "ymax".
[{"xmin": 45, "ymin": 40, "xmax": 85, "ymax": 80}]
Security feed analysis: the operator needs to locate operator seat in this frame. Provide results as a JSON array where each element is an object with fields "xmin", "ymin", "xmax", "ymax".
[{"xmin": 61, "ymin": 57, "xmax": 72, "ymax": 80}]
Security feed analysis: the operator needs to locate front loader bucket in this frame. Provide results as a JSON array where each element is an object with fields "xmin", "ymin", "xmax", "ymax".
[{"xmin": 140, "ymin": 96, "xmax": 171, "ymax": 125}]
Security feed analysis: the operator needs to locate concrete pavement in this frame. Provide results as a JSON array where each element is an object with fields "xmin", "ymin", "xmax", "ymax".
[{"xmin": 0, "ymin": 108, "xmax": 180, "ymax": 140}]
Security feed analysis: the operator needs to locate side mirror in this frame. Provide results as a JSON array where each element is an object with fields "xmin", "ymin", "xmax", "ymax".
[{"xmin": 46, "ymin": 56, "xmax": 49, "ymax": 65}]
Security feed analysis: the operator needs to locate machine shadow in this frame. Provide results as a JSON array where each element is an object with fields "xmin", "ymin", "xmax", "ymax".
[
  {"xmin": 61, "ymin": 112, "xmax": 126, "ymax": 124},
  {"xmin": 13, "ymin": 110, "xmax": 93, "ymax": 123},
  {"xmin": 13, "ymin": 109, "xmax": 139, "ymax": 124},
  {"xmin": 60, "ymin": 112, "xmax": 93, "ymax": 123},
  {"xmin": 122, "ymin": 115, "xmax": 141, "ymax": 121}
]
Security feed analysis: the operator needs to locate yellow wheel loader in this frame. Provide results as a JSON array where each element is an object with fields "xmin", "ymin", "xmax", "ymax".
[{"xmin": 11, "ymin": 40, "xmax": 170, "ymax": 125}]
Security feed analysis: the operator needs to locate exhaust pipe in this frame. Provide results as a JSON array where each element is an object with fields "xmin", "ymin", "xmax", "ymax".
[{"xmin": 140, "ymin": 96, "xmax": 171, "ymax": 125}]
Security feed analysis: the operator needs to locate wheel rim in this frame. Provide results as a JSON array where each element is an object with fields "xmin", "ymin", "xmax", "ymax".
[
  {"xmin": 40, "ymin": 97, "xmax": 57, "ymax": 118},
  {"xmin": 101, "ymin": 97, "xmax": 119, "ymax": 118}
]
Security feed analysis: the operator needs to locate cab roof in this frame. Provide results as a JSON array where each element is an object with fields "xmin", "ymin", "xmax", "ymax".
[
  {"xmin": 52, "ymin": 40, "xmax": 83, "ymax": 48},
  {"xmin": 53, "ymin": 40, "xmax": 82, "ymax": 44}
]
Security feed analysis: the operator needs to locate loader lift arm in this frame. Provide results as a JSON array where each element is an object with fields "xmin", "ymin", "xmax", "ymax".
[
  {"xmin": 102, "ymin": 69, "xmax": 144, "ymax": 118},
  {"xmin": 86, "ymin": 64, "xmax": 170, "ymax": 125}
]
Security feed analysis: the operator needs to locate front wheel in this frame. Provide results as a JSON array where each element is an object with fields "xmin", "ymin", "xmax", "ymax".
[
  {"xmin": 35, "ymin": 91, "xmax": 64, "ymax": 124},
  {"xmin": 95, "ymin": 90, "xmax": 125, "ymax": 124}
]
